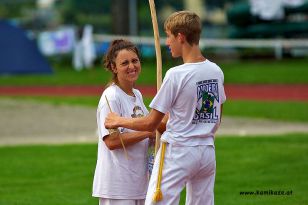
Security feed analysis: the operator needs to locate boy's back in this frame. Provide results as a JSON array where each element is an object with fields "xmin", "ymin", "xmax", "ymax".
[{"xmin": 150, "ymin": 59, "xmax": 226, "ymax": 146}]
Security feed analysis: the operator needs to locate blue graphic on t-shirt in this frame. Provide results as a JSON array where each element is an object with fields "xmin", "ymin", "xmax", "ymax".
[{"xmin": 193, "ymin": 79, "xmax": 219, "ymax": 124}]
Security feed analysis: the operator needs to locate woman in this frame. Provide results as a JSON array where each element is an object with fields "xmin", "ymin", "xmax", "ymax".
[{"xmin": 92, "ymin": 39, "xmax": 155, "ymax": 205}]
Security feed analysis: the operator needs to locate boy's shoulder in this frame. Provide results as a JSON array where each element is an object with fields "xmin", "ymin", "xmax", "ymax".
[
  {"xmin": 167, "ymin": 63, "xmax": 190, "ymax": 74},
  {"xmin": 167, "ymin": 60, "xmax": 224, "ymax": 78},
  {"xmin": 165, "ymin": 64, "xmax": 185, "ymax": 80}
]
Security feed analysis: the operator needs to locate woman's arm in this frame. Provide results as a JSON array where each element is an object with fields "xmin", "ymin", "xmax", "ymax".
[
  {"xmin": 105, "ymin": 109, "xmax": 165, "ymax": 132},
  {"xmin": 103, "ymin": 130, "xmax": 155, "ymax": 150}
]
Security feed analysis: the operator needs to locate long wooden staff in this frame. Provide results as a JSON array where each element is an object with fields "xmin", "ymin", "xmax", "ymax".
[
  {"xmin": 149, "ymin": 0, "xmax": 165, "ymax": 203},
  {"xmin": 149, "ymin": 0, "xmax": 162, "ymax": 156}
]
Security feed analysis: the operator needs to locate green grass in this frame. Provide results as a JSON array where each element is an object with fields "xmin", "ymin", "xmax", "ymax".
[
  {"xmin": 0, "ymin": 59, "xmax": 307, "ymax": 86},
  {"xmin": 223, "ymin": 100, "xmax": 308, "ymax": 122},
  {"xmin": 0, "ymin": 61, "xmax": 168, "ymax": 86},
  {"xmin": 214, "ymin": 134, "xmax": 308, "ymax": 205},
  {"xmin": 0, "ymin": 144, "xmax": 98, "ymax": 205},
  {"xmin": 0, "ymin": 65, "xmax": 109, "ymax": 86},
  {"xmin": 2, "ymin": 96, "xmax": 308, "ymax": 122},
  {"xmin": 0, "ymin": 96, "xmax": 102, "ymax": 107},
  {"xmin": 221, "ymin": 58, "xmax": 308, "ymax": 84},
  {"xmin": 0, "ymin": 134, "xmax": 307, "ymax": 205}
]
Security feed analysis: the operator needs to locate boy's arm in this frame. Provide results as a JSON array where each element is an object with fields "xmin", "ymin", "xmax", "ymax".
[
  {"xmin": 105, "ymin": 109, "xmax": 165, "ymax": 132},
  {"xmin": 103, "ymin": 131, "xmax": 155, "ymax": 150}
]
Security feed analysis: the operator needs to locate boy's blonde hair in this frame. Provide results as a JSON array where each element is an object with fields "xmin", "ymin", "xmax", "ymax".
[{"xmin": 164, "ymin": 11, "xmax": 201, "ymax": 46}]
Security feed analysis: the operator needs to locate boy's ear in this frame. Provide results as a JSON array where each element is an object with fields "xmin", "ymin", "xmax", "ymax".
[{"xmin": 177, "ymin": 33, "xmax": 186, "ymax": 43}]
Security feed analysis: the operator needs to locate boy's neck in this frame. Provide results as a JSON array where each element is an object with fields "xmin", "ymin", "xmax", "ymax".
[{"xmin": 182, "ymin": 44, "xmax": 205, "ymax": 63}]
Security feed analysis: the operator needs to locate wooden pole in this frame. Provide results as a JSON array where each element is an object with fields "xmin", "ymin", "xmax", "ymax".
[
  {"xmin": 105, "ymin": 96, "xmax": 129, "ymax": 160},
  {"xmin": 149, "ymin": 0, "xmax": 162, "ymax": 155}
]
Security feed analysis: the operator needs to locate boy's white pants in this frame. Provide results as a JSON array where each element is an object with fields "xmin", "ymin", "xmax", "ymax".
[
  {"xmin": 99, "ymin": 198, "xmax": 145, "ymax": 205},
  {"xmin": 145, "ymin": 144, "xmax": 216, "ymax": 205}
]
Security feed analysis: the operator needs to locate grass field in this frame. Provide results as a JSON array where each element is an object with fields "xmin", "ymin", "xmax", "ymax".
[
  {"xmin": 1, "ymin": 58, "xmax": 307, "ymax": 205},
  {"xmin": 0, "ymin": 59, "xmax": 307, "ymax": 86},
  {"xmin": 0, "ymin": 134, "xmax": 307, "ymax": 205}
]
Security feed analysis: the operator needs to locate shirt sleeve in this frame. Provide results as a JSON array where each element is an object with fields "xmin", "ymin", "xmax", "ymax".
[
  {"xmin": 150, "ymin": 70, "xmax": 177, "ymax": 114},
  {"xmin": 97, "ymin": 92, "xmax": 121, "ymax": 140},
  {"xmin": 135, "ymin": 89, "xmax": 149, "ymax": 115},
  {"xmin": 220, "ymin": 70, "xmax": 226, "ymax": 103}
]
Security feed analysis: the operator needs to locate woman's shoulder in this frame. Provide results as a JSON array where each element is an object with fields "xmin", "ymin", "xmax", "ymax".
[
  {"xmin": 133, "ymin": 88, "xmax": 142, "ymax": 97},
  {"xmin": 98, "ymin": 84, "xmax": 118, "ymax": 108},
  {"xmin": 103, "ymin": 84, "xmax": 119, "ymax": 99}
]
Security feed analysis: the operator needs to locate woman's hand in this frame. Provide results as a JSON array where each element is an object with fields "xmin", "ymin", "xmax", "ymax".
[
  {"xmin": 105, "ymin": 112, "xmax": 122, "ymax": 129},
  {"xmin": 148, "ymin": 131, "xmax": 156, "ymax": 139}
]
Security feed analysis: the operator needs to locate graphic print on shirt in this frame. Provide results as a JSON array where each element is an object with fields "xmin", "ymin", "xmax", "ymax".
[
  {"xmin": 193, "ymin": 79, "xmax": 219, "ymax": 124},
  {"xmin": 131, "ymin": 105, "xmax": 144, "ymax": 118}
]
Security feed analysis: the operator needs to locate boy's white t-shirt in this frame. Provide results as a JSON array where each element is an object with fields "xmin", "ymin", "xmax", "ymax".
[
  {"xmin": 93, "ymin": 84, "xmax": 149, "ymax": 199},
  {"xmin": 150, "ymin": 59, "xmax": 226, "ymax": 146}
]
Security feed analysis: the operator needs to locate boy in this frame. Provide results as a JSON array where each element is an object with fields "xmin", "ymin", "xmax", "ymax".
[{"xmin": 105, "ymin": 11, "xmax": 226, "ymax": 205}]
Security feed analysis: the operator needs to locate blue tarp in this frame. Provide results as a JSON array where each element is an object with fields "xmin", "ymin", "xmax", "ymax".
[{"xmin": 0, "ymin": 20, "xmax": 53, "ymax": 75}]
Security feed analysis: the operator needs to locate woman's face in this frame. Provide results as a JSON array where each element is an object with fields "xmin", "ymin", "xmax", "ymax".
[{"xmin": 113, "ymin": 49, "xmax": 141, "ymax": 84}]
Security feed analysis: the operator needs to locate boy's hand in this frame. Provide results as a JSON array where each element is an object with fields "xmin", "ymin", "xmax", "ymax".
[{"xmin": 105, "ymin": 112, "xmax": 121, "ymax": 129}]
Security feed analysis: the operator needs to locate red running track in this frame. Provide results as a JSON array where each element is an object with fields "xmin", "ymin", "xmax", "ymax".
[{"xmin": 0, "ymin": 84, "xmax": 308, "ymax": 101}]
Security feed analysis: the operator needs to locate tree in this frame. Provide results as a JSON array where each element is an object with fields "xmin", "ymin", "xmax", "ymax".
[
  {"xmin": 111, "ymin": 0, "xmax": 129, "ymax": 35},
  {"xmin": 55, "ymin": 0, "xmax": 110, "ymax": 32}
]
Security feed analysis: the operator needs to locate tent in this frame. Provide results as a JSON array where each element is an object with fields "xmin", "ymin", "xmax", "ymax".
[{"xmin": 0, "ymin": 20, "xmax": 53, "ymax": 75}]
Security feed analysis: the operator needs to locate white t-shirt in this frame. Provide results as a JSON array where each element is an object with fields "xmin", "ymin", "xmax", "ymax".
[
  {"xmin": 150, "ymin": 60, "xmax": 226, "ymax": 146},
  {"xmin": 92, "ymin": 84, "xmax": 149, "ymax": 199}
]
